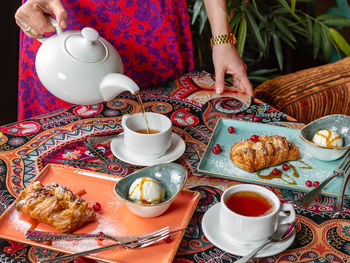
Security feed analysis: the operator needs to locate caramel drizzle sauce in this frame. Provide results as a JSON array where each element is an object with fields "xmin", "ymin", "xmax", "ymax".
[
  {"xmin": 136, "ymin": 93, "xmax": 150, "ymax": 134},
  {"xmin": 257, "ymin": 160, "xmax": 313, "ymax": 185},
  {"xmin": 129, "ymin": 177, "xmax": 162, "ymax": 204},
  {"xmin": 314, "ymin": 129, "xmax": 342, "ymax": 148}
]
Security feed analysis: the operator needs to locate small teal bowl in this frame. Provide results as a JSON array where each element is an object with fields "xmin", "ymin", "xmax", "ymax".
[
  {"xmin": 114, "ymin": 163, "xmax": 187, "ymax": 217},
  {"xmin": 299, "ymin": 114, "xmax": 350, "ymax": 161}
]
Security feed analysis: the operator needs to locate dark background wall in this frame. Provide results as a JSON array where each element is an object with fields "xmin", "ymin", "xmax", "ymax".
[{"xmin": 1, "ymin": 1, "xmax": 21, "ymax": 125}]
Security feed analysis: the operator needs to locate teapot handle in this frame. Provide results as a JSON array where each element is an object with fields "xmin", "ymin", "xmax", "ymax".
[{"xmin": 37, "ymin": 17, "xmax": 63, "ymax": 43}]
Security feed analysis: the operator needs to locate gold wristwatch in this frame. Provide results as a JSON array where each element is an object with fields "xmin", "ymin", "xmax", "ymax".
[{"xmin": 210, "ymin": 33, "xmax": 237, "ymax": 48}]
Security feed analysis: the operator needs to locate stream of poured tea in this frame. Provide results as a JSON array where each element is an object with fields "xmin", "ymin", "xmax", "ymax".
[{"xmin": 136, "ymin": 94, "xmax": 150, "ymax": 134}]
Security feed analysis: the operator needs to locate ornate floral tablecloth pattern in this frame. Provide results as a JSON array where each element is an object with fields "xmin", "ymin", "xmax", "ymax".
[{"xmin": 0, "ymin": 72, "xmax": 349, "ymax": 263}]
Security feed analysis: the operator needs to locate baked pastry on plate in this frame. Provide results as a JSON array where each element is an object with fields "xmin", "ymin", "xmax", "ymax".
[
  {"xmin": 16, "ymin": 181, "xmax": 96, "ymax": 233},
  {"xmin": 230, "ymin": 135, "xmax": 300, "ymax": 172}
]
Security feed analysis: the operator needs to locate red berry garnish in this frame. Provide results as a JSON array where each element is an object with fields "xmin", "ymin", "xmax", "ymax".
[
  {"xmin": 282, "ymin": 164, "xmax": 290, "ymax": 171},
  {"xmin": 250, "ymin": 135, "xmax": 259, "ymax": 143},
  {"xmin": 163, "ymin": 235, "xmax": 173, "ymax": 243},
  {"xmin": 305, "ymin": 180, "xmax": 312, "ymax": 187},
  {"xmin": 272, "ymin": 168, "xmax": 281, "ymax": 175},
  {"xmin": 74, "ymin": 257, "xmax": 95, "ymax": 263},
  {"xmin": 212, "ymin": 144, "xmax": 221, "ymax": 154},
  {"xmin": 228, "ymin": 126, "xmax": 235, "ymax": 134},
  {"xmin": 93, "ymin": 202, "xmax": 101, "ymax": 212},
  {"xmin": 313, "ymin": 181, "xmax": 320, "ymax": 187},
  {"xmin": 97, "ymin": 231, "xmax": 105, "ymax": 241}
]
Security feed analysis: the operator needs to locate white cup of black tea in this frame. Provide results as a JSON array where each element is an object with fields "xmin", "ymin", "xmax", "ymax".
[
  {"xmin": 219, "ymin": 184, "xmax": 295, "ymax": 244},
  {"xmin": 121, "ymin": 112, "xmax": 172, "ymax": 160}
]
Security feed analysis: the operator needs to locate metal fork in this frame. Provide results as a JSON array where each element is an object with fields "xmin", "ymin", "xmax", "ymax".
[
  {"xmin": 39, "ymin": 227, "xmax": 173, "ymax": 263},
  {"xmin": 26, "ymin": 230, "xmax": 126, "ymax": 242},
  {"xmin": 295, "ymin": 150, "xmax": 350, "ymax": 208},
  {"xmin": 330, "ymin": 160, "xmax": 350, "ymax": 218}
]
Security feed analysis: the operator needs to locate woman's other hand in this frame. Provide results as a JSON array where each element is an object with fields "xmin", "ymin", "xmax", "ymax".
[
  {"xmin": 212, "ymin": 43, "xmax": 253, "ymax": 96},
  {"xmin": 203, "ymin": 0, "xmax": 253, "ymax": 96},
  {"xmin": 15, "ymin": 0, "xmax": 67, "ymax": 39}
]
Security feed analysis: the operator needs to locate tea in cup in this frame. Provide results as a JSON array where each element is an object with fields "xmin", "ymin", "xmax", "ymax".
[
  {"xmin": 219, "ymin": 184, "xmax": 295, "ymax": 244},
  {"xmin": 121, "ymin": 112, "xmax": 172, "ymax": 160}
]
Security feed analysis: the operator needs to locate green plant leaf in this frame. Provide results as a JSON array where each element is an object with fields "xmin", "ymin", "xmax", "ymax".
[
  {"xmin": 229, "ymin": 12, "xmax": 242, "ymax": 32},
  {"xmin": 237, "ymin": 17, "xmax": 247, "ymax": 56},
  {"xmin": 291, "ymin": 0, "xmax": 296, "ymax": 13},
  {"xmin": 320, "ymin": 25, "xmax": 333, "ymax": 61},
  {"xmin": 307, "ymin": 19, "xmax": 313, "ymax": 44},
  {"xmin": 313, "ymin": 23, "xmax": 321, "ymax": 59},
  {"xmin": 323, "ymin": 18, "xmax": 350, "ymax": 27},
  {"xmin": 191, "ymin": 0, "xmax": 203, "ymax": 25},
  {"xmin": 275, "ymin": 31, "xmax": 295, "ymax": 48},
  {"xmin": 328, "ymin": 28, "xmax": 350, "ymax": 56},
  {"xmin": 245, "ymin": 9, "xmax": 266, "ymax": 55},
  {"xmin": 249, "ymin": 4, "xmax": 267, "ymax": 27},
  {"xmin": 275, "ymin": 19, "xmax": 296, "ymax": 42},
  {"xmin": 273, "ymin": 8, "xmax": 292, "ymax": 15},
  {"xmin": 249, "ymin": 68, "xmax": 278, "ymax": 75},
  {"xmin": 277, "ymin": 0, "xmax": 300, "ymax": 19},
  {"xmin": 278, "ymin": 0, "xmax": 290, "ymax": 10},
  {"xmin": 199, "ymin": 8, "xmax": 208, "ymax": 34},
  {"xmin": 317, "ymin": 13, "xmax": 348, "ymax": 21},
  {"xmin": 272, "ymin": 33, "xmax": 283, "ymax": 70}
]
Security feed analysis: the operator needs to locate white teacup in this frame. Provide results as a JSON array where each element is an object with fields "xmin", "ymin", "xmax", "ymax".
[
  {"xmin": 219, "ymin": 184, "xmax": 295, "ymax": 244},
  {"xmin": 121, "ymin": 112, "xmax": 172, "ymax": 160}
]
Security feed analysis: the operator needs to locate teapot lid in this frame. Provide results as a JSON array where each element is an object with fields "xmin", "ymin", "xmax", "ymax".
[{"xmin": 65, "ymin": 27, "xmax": 107, "ymax": 63}]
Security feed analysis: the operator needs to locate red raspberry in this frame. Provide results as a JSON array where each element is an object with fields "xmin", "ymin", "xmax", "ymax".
[
  {"xmin": 92, "ymin": 202, "xmax": 101, "ymax": 212},
  {"xmin": 250, "ymin": 135, "xmax": 259, "ymax": 143},
  {"xmin": 228, "ymin": 126, "xmax": 235, "ymax": 134},
  {"xmin": 272, "ymin": 168, "xmax": 281, "ymax": 175},
  {"xmin": 74, "ymin": 257, "xmax": 96, "ymax": 263},
  {"xmin": 97, "ymin": 231, "xmax": 105, "ymax": 241},
  {"xmin": 313, "ymin": 181, "xmax": 320, "ymax": 187},
  {"xmin": 163, "ymin": 235, "xmax": 173, "ymax": 243},
  {"xmin": 305, "ymin": 180, "xmax": 312, "ymax": 187},
  {"xmin": 212, "ymin": 144, "xmax": 221, "ymax": 154},
  {"xmin": 282, "ymin": 164, "xmax": 290, "ymax": 171}
]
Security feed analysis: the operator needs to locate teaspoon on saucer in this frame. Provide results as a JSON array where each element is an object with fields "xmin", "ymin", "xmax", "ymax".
[{"xmin": 235, "ymin": 222, "xmax": 295, "ymax": 263}]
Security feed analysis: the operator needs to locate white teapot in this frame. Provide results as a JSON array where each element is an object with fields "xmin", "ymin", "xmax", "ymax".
[{"xmin": 35, "ymin": 19, "xmax": 139, "ymax": 105}]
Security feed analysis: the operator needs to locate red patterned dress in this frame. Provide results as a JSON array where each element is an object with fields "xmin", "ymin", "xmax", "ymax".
[{"xmin": 18, "ymin": 0, "xmax": 194, "ymax": 120}]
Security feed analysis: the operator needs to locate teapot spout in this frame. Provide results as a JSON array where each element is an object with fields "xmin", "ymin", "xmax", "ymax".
[{"xmin": 100, "ymin": 73, "xmax": 140, "ymax": 101}]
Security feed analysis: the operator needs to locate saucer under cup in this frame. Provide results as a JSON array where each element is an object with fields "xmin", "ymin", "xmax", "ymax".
[
  {"xmin": 110, "ymin": 132, "xmax": 186, "ymax": 166},
  {"xmin": 121, "ymin": 112, "xmax": 172, "ymax": 160},
  {"xmin": 202, "ymin": 203, "xmax": 296, "ymax": 257}
]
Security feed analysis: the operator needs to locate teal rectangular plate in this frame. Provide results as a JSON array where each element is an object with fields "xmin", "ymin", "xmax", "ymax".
[{"xmin": 198, "ymin": 119, "xmax": 349, "ymax": 198}]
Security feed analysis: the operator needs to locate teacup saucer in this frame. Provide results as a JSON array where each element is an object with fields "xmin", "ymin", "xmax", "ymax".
[
  {"xmin": 110, "ymin": 132, "xmax": 186, "ymax": 166},
  {"xmin": 202, "ymin": 203, "xmax": 296, "ymax": 257}
]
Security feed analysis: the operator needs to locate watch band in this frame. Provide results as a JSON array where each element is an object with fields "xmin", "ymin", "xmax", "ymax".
[{"xmin": 210, "ymin": 33, "xmax": 237, "ymax": 48}]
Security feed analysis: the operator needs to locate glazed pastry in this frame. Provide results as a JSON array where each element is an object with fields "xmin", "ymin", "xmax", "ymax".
[
  {"xmin": 16, "ymin": 181, "xmax": 96, "ymax": 233},
  {"xmin": 230, "ymin": 135, "xmax": 301, "ymax": 172}
]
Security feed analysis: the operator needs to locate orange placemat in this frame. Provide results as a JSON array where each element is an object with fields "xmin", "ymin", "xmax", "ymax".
[{"xmin": 0, "ymin": 164, "xmax": 200, "ymax": 263}]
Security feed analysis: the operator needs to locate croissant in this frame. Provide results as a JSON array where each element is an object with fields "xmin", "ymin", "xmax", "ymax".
[
  {"xmin": 230, "ymin": 135, "xmax": 300, "ymax": 172},
  {"xmin": 16, "ymin": 181, "xmax": 96, "ymax": 233}
]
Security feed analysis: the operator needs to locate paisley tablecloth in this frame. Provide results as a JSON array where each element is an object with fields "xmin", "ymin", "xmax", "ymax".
[{"xmin": 0, "ymin": 72, "xmax": 349, "ymax": 263}]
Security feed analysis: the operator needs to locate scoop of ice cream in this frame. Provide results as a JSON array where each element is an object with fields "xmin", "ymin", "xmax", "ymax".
[
  {"xmin": 128, "ymin": 177, "xmax": 165, "ymax": 205},
  {"xmin": 312, "ymin": 129, "xmax": 343, "ymax": 148}
]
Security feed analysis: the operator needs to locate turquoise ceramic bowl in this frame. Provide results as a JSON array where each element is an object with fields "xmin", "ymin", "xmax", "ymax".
[
  {"xmin": 114, "ymin": 163, "xmax": 187, "ymax": 217},
  {"xmin": 299, "ymin": 114, "xmax": 350, "ymax": 161}
]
